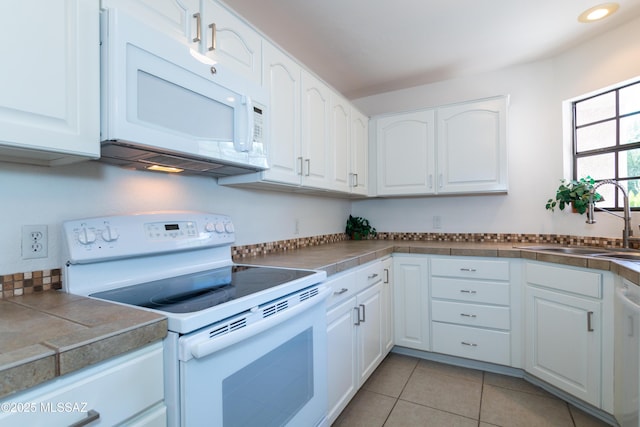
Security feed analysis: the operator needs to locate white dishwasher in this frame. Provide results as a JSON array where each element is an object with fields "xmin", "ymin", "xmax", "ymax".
[{"xmin": 615, "ymin": 280, "xmax": 640, "ymax": 427}]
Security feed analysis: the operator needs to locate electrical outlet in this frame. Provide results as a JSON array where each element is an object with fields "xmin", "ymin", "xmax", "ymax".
[
  {"xmin": 433, "ymin": 216, "xmax": 442, "ymax": 229},
  {"xmin": 294, "ymin": 219, "xmax": 300, "ymax": 235},
  {"xmin": 22, "ymin": 225, "xmax": 48, "ymax": 259}
]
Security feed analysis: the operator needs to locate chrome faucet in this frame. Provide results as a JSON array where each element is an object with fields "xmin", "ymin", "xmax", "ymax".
[{"xmin": 587, "ymin": 179, "xmax": 632, "ymax": 248}]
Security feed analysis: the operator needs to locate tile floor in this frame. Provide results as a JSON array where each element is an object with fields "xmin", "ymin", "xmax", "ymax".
[{"xmin": 332, "ymin": 353, "xmax": 614, "ymax": 427}]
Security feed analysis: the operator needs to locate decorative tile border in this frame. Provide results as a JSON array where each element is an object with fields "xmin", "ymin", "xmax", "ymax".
[
  {"xmin": 0, "ymin": 232, "xmax": 630, "ymax": 299},
  {"xmin": 1, "ymin": 269, "xmax": 62, "ymax": 299}
]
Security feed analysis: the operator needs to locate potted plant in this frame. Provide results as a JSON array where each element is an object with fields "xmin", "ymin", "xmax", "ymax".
[
  {"xmin": 345, "ymin": 215, "xmax": 377, "ymax": 240},
  {"xmin": 545, "ymin": 176, "xmax": 603, "ymax": 214}
]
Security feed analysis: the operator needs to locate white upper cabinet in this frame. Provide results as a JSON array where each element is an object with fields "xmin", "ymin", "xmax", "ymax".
[
  {"xmin": 330, "ymin": 94, "xmax": 352, "ymax": 193},
  {"xmin": 437, "ymin": 97, "xmax": 508, "ymax": 193},
  {"xmin": 0, "ymin": 0, "xmax": 100, "ymax": 166},
  {"xmin": 193, "ymin": 0, "xmax": 262, "ymax": 85},
  {"xmin": 260, "ymin": 42, "xmax": 302, "ymax": 185},
  {"xmin": 100, "ymin": 0, "xmax": 195, "ymax": 42},
  {"xmin": 373, "ymin": 96, "xmax": 508, "ymax": 196},
  {"xmin": 301, "ymin": 70, "xmax": 332, "ymax": 189},
  {"xmin": 376, "ymin": 110, "xmax": 436, "ymax": 195},
  {"xmin": 350, "ymin": 108, "xmax": 369, "ymax": 196}
]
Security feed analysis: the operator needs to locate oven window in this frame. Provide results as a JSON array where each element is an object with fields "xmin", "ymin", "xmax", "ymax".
[{"xmin": 222, "ymin": 328, "xmax": 314, "ymax": 427}]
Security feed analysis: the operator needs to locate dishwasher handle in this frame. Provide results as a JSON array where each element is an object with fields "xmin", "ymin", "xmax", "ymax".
[{"xmin": 185, "ymin": 286, "xmax": 330, "ymax": 360}]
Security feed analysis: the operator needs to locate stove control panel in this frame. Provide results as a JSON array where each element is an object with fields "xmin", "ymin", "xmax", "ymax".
[{"xmin": 62, "ymin": 211, "xmax": 235, "ymax": 264}]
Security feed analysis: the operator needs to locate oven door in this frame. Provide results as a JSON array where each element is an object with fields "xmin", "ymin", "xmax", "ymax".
[{"xmin": 178, "ymin": 287, "xmax": 329, "ymax": 427}]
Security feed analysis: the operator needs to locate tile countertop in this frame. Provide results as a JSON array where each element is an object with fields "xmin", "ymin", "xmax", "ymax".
[
  {"xmin": 4, "ymin": 240, "xmax": 640, "ymax": 400},
  {"xmin": 237, "ymin": 240, "xmax": 640, "ymax": 286},
  {"xmin": 0, "ymin": 292, "xmax": 167, "ymax": 399}
]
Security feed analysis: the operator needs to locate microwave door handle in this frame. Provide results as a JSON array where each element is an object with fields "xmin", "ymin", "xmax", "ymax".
[{"xmin": 235, "ymin": 96, "xmax": 254, "ymax": 152}]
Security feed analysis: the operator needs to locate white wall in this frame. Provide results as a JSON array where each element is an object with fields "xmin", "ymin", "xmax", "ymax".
[
  {"xmin": 352, "ymin": 15, "xmax": 640, "ymax": 239},
  {"xmin": 0, "ymin": 161, "xmax": 350, "ymax": 275}
]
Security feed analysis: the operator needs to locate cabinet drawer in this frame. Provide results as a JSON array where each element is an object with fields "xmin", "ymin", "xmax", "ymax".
[
  {"xmin": 359, "ymin": 261, "xmax": 385, "ymax": 288},
  {"xmin": 325, "ymin": 270, "xmax": 359, "ymax": 308},
  {"xmin": 431, "ymin": 300, "xmax": 510, "ymax": 329},
  {"xmin": 431, "ymin": 277, "xmax": 510, "ymax": 305},
  {"xmin": 431, "ymin": 257, "xmax": 509, "ymax": 280},
  {"xmin": 525, "ymin": 262, "xmax": 602, "ymax": 298},
  {"xmin": 0, "ymin": 343, "xmax": 164, "ymax": 427},
  {"xmin": 432, "ymin": 322, "xmax": 510, "ymax": 365}
]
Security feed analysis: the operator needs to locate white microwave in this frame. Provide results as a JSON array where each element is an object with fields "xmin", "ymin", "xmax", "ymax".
[{"xmin": 99, "ymin": 8, "xmax": 268, "ymax": 177}]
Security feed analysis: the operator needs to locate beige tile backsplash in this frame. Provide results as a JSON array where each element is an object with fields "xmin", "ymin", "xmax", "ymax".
[{"xmin": 0, "ymin": 232, "xmax": 628, "ymax": 299}]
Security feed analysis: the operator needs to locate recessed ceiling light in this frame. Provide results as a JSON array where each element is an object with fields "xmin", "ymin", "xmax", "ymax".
[{"xmin": 578, "ymin": 3, "xmax": 619, "ymax": 23}]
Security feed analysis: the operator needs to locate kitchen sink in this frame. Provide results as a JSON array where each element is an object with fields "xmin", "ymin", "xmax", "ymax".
[
  {"xmin": 515, "ymin": 245, "xmax": 611, "ymax": 255},
  {"xmin": 516, "ymin": 245, "xmax": 640, "ymax": 262},
  {"xmin": 592, "ymin": 252, "xmax": 640, "ymax": 261}
]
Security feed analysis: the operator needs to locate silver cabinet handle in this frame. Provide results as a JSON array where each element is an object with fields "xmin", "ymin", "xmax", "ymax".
[
  {"xmin": 461, "ymin": 341, "xmax": 478, "ymax": 347},
  {"xmin": 305, "ymin": 159, "xmax": 310, "ymax": 176},
  {"xmin": 439, "ymin": 173, "xmax": 444, "ymax": 188},
  {"xmin": 353, "ymin": 173, "xmax": 359, "ymax": 187},
  {"xmin": 334, "ymin": 288, "xmax": 348, "ymax": 295},
  {"xmin": 587, "ymin": 311, "xmax": 594, "ymax": 331},
  {"xmin": 460, "ymin": 313, "xmax": 477, "ymax": 318},
  {"xmin": 208, "ymin": 22, "xmax": 216, "ymax": 51},
  {"xmin": 460, "ymin": 268, "xmax": 477, "ymax": 272},
  {"xmin": 368, "ymin": 273, "xmax": 379, "ymax": 280},
  {"xmin": 460, "ymin": 289, "xmax": 477, "ymax": 294},
  {"xmin": 192, "ymin": 13, "xmax": 202, "ymax": 42},
  {"xmin": 68, "ymin": 410, "xmax": 100, "ymax": 427},
  {"xmin": 359, "ymin": 304, "xmax": 366, "ymax": 323},
  {"xmin": 297, "ymin": 157, "xmax": 303, "ymax": 175},
  {"xmin": 384, "ymin": 268, "xmax": 389, "ymax": 284},
  {"xmin": 354, "ymin": 307, "xmax": 361, "ymax": 325}
]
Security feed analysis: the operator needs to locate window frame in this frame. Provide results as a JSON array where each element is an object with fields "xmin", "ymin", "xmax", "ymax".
[{"xmin": 572, "ymin": 79, "xmax": 640, "ymax": 210}]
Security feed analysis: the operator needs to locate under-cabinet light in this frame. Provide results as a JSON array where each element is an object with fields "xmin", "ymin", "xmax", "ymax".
[{"xmin": 146, "ymin": 165, "xmax": 184, "ymax": 173}]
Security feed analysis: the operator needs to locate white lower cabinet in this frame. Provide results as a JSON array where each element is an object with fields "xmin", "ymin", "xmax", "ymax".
[
  {"xmin": 326, "ymin": 258, "xmax": 391, "ymax": 424},
  {"xmin": 393, "ymin": 255, "xmax": 430, "ymax": 350},
  {"xmin": 0, "ymin": 342, "xmax": 165, "ymax": 427},
  {"xmin": 430, "ymin": 256, "xmax": 514, "ymax": 366},
  {"xmin": 525, "ymin": 261, "xmax": 614, "ymax": 411}
]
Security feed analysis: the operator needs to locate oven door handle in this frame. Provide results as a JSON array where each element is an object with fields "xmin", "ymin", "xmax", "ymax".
[{"xmin": 186, "ymin": 286, "xmax": 331, "ymax": 360}]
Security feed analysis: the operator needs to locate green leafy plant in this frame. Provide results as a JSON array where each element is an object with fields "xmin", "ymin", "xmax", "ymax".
[
  {"xmin": 345, "ymin": 215, "xmax": 377, "ymax": 240},
  {"xmin": 545, "ymin": 176, "xmax": 603, "ymax": 214}
]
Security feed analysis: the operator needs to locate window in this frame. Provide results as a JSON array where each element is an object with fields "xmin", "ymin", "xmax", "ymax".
[{"xmin": 573, "ymin": 80, "xmax": 640, "ymax": 209}]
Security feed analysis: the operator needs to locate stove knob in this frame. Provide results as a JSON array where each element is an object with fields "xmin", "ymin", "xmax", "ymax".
[
  {"xmin": 215, "ymin": 222, "xmax": 225, "ymax": 233},
  {"xmin": 77, "ymin": 227, "xmax": 96, "ymax": 245},
  {"xmin": 224, "ymin": 223, "xmax": 234, "ymax": 233},
  {"xmin": 204, "ymin": 222, "xmax": 216, "ymax": 232},
  {"xmin": 101, "ymin": 225, "xmax": 119, "ymax": 242}
]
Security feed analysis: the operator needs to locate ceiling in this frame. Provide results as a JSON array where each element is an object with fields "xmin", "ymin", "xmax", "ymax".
[{"xmin": 224, "ymin": 0, "xmax": 640, "ymax": 100}]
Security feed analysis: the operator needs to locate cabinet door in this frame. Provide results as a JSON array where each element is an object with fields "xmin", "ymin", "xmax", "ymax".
[
  {"xmin": 381, "ymin": 258, "xmax": 394, "ymax": 354},
  {"xmin": 393, "ymin": 257, "xmax": 430, "ymax": 350},
  {"xmin": 376, "ymin": 110, "xmax": 436, "ymax": 195},
  {"xmin": 330, "ymin": 94, "xmax": 352, "ymax": 192},
  {"xmin": 326, "ymin": 297, "xmax": 358, "ymax": 425},
  {"xmin": 0, "ymin": 0, "xmax": 99, "ymax": 166},
  {"xmin": 357, "ymin": 282, "xmax": 383, "ymax": 384},
  {"xmin": 301, "ymin": 71, "xmax": 331, "ymax": 189},
  {"xmin": 199, "ymin": 0, "xmax": 262, "ymax": 85},
  {"xmin": 526, "ymin": 286, "xmax": 602, "ymax": 406},
  {"xmin": 436, "ymin": 96, "xmax": 508, "ymax": 193},
  {"xmin": 101, "ymin": 0, "xmax": 195, "ymax": 42},
  {"xmin": 262, "ymin": 42, "xmax": 302, "ymax": 185},
  {"xmin": 350, "ymin": 109, "xmax": 369, "ymax": 196}
]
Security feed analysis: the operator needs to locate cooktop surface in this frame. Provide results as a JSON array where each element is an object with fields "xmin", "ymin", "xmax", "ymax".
[{"xmin": 91, "ymin": 265, "xmax": 315, "ymax": 314}]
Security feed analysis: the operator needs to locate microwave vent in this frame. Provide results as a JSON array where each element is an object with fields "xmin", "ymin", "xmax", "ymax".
[{"xmin": 99, "ymin": 140, "xmax": 264, "ymax": 178}]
